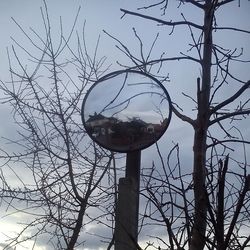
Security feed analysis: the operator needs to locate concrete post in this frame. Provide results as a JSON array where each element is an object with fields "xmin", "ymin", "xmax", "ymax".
[{"xmin": 114, "ymin": 151, "xmax": 141, "ymax": 250}]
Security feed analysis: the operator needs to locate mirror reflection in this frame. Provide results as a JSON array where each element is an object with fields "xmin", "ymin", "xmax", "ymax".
[{"xmin": 82, "ymin": 70, "xmax": 171, "ymax": 152}]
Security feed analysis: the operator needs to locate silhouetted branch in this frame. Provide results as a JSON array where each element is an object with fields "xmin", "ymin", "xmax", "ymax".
[{"xmin": 120, "ymin": 8, "xmax": 203, "ymax": 30}]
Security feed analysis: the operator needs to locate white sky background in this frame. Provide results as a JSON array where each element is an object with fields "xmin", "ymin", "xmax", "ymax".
[{"xmin": 0, "ymin": 0, "xmax": 250, "ymax": 249}]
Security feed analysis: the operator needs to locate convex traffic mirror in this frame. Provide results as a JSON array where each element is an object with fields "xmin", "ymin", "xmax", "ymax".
[{"xmin": 81, "ymin": 70, "xmax": 172, "ymax": 152}]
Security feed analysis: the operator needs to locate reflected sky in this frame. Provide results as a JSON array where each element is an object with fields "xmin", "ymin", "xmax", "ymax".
[{"xmin": 84, "ymin": 71, "xmax": 170, "ymax": 124}]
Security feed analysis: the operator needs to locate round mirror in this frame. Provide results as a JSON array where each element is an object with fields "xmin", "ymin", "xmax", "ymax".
[{"xmin": 81, "ymin": 70, "xmax": 172, "ymax": 152}]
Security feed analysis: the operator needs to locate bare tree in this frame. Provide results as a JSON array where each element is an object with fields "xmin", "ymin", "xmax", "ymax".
[
  {"xmin": 0, "ymin": 2, "xmax": 117, "ymax": 249},
  {"xmin": 104, "ymin": 1, "xmax": 250, "ymax": 249},
  {"xmin": 1, "ymin": 1, "xmax": 249, "ymax": 250}
]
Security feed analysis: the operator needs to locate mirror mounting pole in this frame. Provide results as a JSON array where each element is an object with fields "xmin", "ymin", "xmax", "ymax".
[
  {"xmin": 115, "ymin": 150, "xmax": 141, "ymax": 250},
  {"xmin": 81, "ymin": 70, "xmax": 172, "ymax": 249},
  {"xmin": 126, "ymin": 150, "xmax": 141, "ymax": 185}
]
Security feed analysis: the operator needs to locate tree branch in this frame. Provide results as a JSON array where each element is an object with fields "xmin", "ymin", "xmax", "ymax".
[
  {"xmin": 209, "ymin": 80, "xmax": 250, "ymax": 115},
  {"xmin": 120, "ymin": 8, "xmax": 203, "ymax": 30},
  {"xmin": 184, "ymin": 0, "xmax": 204, "ymax": 9},
  {"xmin": 172, "ymin": 106, "xmax": 196, "ymax": 127},
  {"xmin": 209, "ymin": 109, "xmax": 250, "ymax": 126},
  {"xmin": 217, "ymin": 0, "xmax": 237, "ymax": 7},
  {"xmin": 224, "ymin": 175, "xmax": 250, "ymax": 248},
  {"xmin": 207, "ymin": 139, "xmax": 250, "ymax": 148},
  {"xmin": 214, "ymin": 27, "xmax": 250, "ymax": 34}
]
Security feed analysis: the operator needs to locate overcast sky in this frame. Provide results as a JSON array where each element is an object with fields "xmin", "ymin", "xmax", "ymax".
[{"xmin": 0, "ymin": 1, "xmax": 249, "ymax": 249}]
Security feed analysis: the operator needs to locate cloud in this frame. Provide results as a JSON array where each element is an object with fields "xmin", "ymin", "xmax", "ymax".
[{"xmin": 0, "ymin": 243, "xmax": 15, "ymax": 250}]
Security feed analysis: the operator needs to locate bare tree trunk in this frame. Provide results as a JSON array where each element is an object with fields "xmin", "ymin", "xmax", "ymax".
[
  {"xmin": 216, "ymin": 156, "xmax": 228, "ymax": 250},
  {"xmin": 190, "ymin": 2, "xmax": 214, "ymax": 250},
  {"xmin": 67, "ymin": 201, "xmax": 87, "ymax": 250}
]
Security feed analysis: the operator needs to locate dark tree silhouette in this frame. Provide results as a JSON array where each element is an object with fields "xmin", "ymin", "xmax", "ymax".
[
  {"xmin": 0, "ymin": 2, "xmax": 116, "ymax": 249},
  {"xmin": 104, "ymin": 1, "xmax": 250, "ymax": 249}
]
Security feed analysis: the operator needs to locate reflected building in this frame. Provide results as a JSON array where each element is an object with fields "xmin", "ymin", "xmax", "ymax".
[
  {"xmin": 86, "ymin": 112, "xmax": 166, "ymax": 151},
  {"xmin": 86, "ymin": 112, "xmax": 118, "ymax": 138}
]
